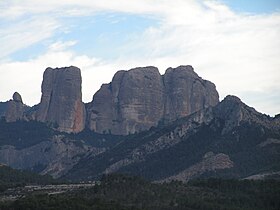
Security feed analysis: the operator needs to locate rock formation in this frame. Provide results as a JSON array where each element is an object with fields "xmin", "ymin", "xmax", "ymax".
[
  {"xmin": 5, "ymin": 92, "xmax": 28, "ymax": 122},
  {"xmin": 87, "ymin": 65, "xmax": 219, "ymax": 135},
  {"xmin": 86, "ymin": 66, "xmax": 165, "ymax": 134},
  {"xmin": 163, "ymin": 65, "xmax": 219, "ymax": 121},
  {"xmin": 36, "ymin": 66, "xmax": 85, "ymax": 133}
]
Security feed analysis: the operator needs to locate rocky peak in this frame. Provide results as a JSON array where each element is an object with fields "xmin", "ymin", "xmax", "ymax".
[
  {"xmin": 214, "ymin": 95, "xmax": 272, "ymax": 133},
  {"xmin": 36, "ymin": 66, "xmax": 85, "ymax": 133},
  {"xmin": 5, "ymin": 92, "xmax": 27, "ymax": 122},
  {"xmin": 165, "ymin": 65, "xmax": 198, "ymax": 78},
  {"xmin": 87, "ymin": 65, "xmax": 219, "ymax": 135},
  {"xmin": 163, "ymin": 65, "xmax": 219, "ymax": 121},
  {"xmin": 12, "ymin": 92, "xmax": 23, "ymax": 103},
  {"xmin": 87, "ymin": 66, "xmax": 164, "ymax": 135}
]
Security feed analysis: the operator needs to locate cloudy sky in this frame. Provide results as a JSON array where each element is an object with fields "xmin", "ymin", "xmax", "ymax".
[{"xmin": 0, "ymin": 0, "xmax": 279, "ymax": 116}]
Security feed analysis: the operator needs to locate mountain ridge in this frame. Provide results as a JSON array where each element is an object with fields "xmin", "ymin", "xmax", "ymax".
[
  {"xmin": 0, "ymin": 65, "xmax": 279, "ymax": 182},
  {"xmin": 63, "ymin": 94, "xmax": 280, "ymax": 181},
  {"xmin": 0, "ymin": 65, "xmax": 219, "ymax": 135}
]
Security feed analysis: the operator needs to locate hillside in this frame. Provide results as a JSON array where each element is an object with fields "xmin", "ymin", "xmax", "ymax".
[
  {"xmin": 64, "ymin": 96, "xmax": 280, "ymax": 181},
  {"xmin": 0, "ymin": 165, "xmax": 58, "ymax": 192}
]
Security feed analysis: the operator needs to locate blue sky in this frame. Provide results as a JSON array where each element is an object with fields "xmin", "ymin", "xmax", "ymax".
[
  {"xmin": 222, "ymin": 0, "xmax": 280, "ymax": 13},
  {"xmin": 10, "ymin": 13, "xmax": 159, "ymax": 61},
  {"xmin": 0, "ymin": 0, "xmax": 280, "ymax": 116}
]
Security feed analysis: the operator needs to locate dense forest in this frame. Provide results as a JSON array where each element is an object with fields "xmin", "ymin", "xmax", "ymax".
[
  {"xmin": 1, "ymin": 174, "xmax": 279, "ymax": 210},
  {"xmin": 0, "ymin": 165, "xmax": 59, "ymax": 192}
]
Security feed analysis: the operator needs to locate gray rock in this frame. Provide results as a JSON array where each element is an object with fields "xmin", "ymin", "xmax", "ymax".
[
  {"xmin": 163, "ymin": 153, "xmax": 234, "ymax": 182},
  {"xmin": 214, "ymin": 95, "xmax": 273, "ymax": 133},
  {"xmin": 87, "ymin": 65, "xmax": 219, "ymax": 135},
  {"xmin": 36, "ymin": 66, "xmax": 86, "ymax": 133},
  {"xmin": 5, "ymin": 92, "xmax": 27, "ymax": 122},
  {"xmin": 12, "ymin": 92, "xmax": 23, "ymax": 103},
  {"xmin": 87, "ymin": 66, "xmax": 165, "ymax": 135},
  {"xmin": 0, "ymin": 135, "xmax": 104, "ymax": 178},
  {"xmin": 163, "ymin": 65, "xmax": 219, "ymax": 121}
]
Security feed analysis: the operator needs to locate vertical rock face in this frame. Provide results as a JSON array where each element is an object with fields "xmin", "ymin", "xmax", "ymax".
[
  {"xmin": 5, "ymin": 92, "xmax": 27, "ymax": 122},
  {"xmin": 87, "ymin": 65, "xmax": 219, "ymax": 135},
  {"xmin": 36, "ymin": 66, "xmax": 85, "ymax": 133},
  {"xmin": 87, "ymin": 66, "xmax": 164, "ymax": 134},
  {"xmin": 163, "ymin": 65, "xmax": 219, "ymax": 121}
]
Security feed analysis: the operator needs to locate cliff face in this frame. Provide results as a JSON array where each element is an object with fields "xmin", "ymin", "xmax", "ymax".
[
  {"xmin": 87, "ymin": 65, "xmax": 219, "ymax": 135},
  {"xmin": 1, "ymin": 65, "xmax": 219, "ymax": 135},
  {"xmin": 87, "ymin": 66, "xmax": 165, "ymax": 134},
  {"xmin": 163, "ymin": 65, "xmax": 219, "ymax": 121},
  {"xmin": 36, "ymin": 66, "xmax": 85, "ymax": 133}
]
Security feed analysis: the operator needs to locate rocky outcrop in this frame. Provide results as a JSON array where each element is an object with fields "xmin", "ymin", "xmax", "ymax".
[
  {"xmin": 12, "ymin": 92, "xmax": 23, "ymax": 103},
  {"xmin": 87, "ymin": 65, "xmax": 219, "ymax": 135},
  {"xmin": 163, "ymin": 152, "xmax": 234, "ymax": 182},
  {"xmin": 163, "ymin": 66, "xmax": 219, "ymax": 121},
  {"xmin": 87, "ymin": 66, "xmax": 165, "ymax": 135},
  {"xmin": 5, "ymin": 92, "xmax": 28, "ymax": 122},
  {"xmin": 36, "ymin": 66, "xmax": 85, "ymax": 133},
  {"xmin": 213, "ymin": 95, "xmax": 274, "ymax": 133},
  {"xmin": 0, "ymin": 135, "xmax": 104, "ymax": 178}
]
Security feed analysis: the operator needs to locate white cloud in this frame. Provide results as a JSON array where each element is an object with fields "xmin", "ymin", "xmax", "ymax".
[
  {"xmin": 48, "ymin": 40, "xmax": 77, "ymax": 51},
  {"xmin": 0, "ymin": 0, "xmax": 279, "ymax": 115},
  {"xmin": 0, "ymin": 17, "xmax": 60, "ymax": 60},
  {"xmin": 0, "ymin": 48, "xmax": 99, "ymax": 105}
]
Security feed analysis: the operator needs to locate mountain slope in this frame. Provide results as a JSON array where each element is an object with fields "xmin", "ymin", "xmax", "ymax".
[
  {"xmin": 64, "ymin": 96, "xmax": 280, "ymax": 181},
  {"xmin": 0, "ymin": 121, "xmax": 123, "ymax": 178}
]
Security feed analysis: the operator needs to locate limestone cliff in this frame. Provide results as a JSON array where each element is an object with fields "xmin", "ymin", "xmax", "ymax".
[{"xmin": 36, "ymin": 66, "xmax": 85, "ymax": 133}]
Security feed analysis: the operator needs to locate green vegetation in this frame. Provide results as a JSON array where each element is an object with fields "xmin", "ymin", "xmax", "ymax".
[
  {"xmin": 0, "ymin": 165, "xmax": 59, "ymax": 192},
  {"xmin": 1, "ymin": 174, "xmax": 279, "ymax": 210},
  {"xmin": 0, "ymin": 120, "xmax": 54, "ymax": 149},
  {"xmin": 66, "ymin": 118, "xmax": 280, "ymax": 181},
  {"xmin": 67, "ymin": 128, "xmax": 124, "ymax": 148},
  {"xmin": 0, "ymin": 120, "xmax": 125, "ymax": 150}
]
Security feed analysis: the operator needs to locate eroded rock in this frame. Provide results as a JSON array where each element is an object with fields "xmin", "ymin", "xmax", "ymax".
[
  {"xmin": 87, "ymin": 65, "xmax": 219, "ymax": 135},
  {"xmin": 36, "ymin": 66, "xmax": 85, "ymax": 133}
]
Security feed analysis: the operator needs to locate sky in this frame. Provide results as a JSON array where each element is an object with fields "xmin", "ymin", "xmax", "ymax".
[{"xmin": 0, "ymin": 0, "xmax": 280, "ymax": 116}]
